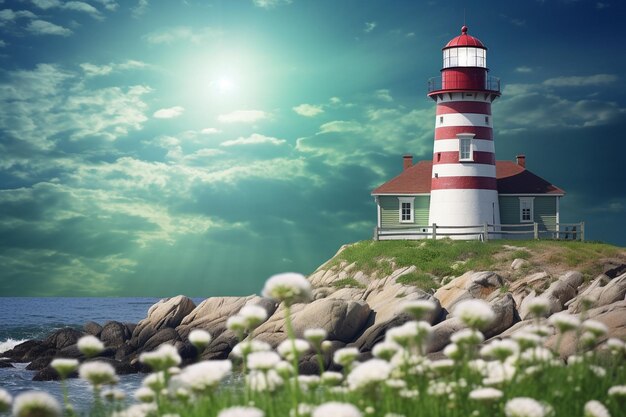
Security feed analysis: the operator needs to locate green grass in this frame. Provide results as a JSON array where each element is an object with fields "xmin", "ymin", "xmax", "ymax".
[
  {"xmin": 331, "ymin": 277, "xmax": 366, "ymax": 289},
  {"xmin": 396, "ymin": 271, "xmax": 438, "ymax": 292}
]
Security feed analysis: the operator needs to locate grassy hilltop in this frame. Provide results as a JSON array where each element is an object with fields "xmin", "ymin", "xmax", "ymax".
[{"xmin": 323, "ymin": 239, "xmax": 626, "ymax": 292}]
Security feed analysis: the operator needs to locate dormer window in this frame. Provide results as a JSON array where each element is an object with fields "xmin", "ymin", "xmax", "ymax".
[{"xmin": 457, "ymin": 133, "xmax": 475, "ymax": 162}]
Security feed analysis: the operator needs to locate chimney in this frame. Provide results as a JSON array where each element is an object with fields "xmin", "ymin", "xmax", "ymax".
[
  {"xmin": 403, "ymin": 154, "xmax": 413, "ymax": 170},
  {"xmin": 516, "ymin": 155, "xmax": 526, "ymax": 168}
]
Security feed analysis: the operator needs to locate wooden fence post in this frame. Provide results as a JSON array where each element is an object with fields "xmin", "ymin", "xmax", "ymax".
[
  {"xmin": 483, "ymin": 223, "xmax": 489, "ymax": 242},
  {"xmin": 432, "ymin": 223, "xmax": 437, "ymax": 240},
  {"xmin": 373, "ymin": 227, "xmax": 379, "ymax": 241},
  {"xmin": 580, "ymin": 222, "xmax": 585, "ymax": 242},
  {"xmin": 533, "ymin": 222, "xmax": 539, "ymax": 240}
]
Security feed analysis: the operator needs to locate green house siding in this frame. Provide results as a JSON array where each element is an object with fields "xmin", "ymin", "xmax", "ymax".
[
  {"xmin": 379, "ymin": 195, "xmax": 430, "ymax": 228},
  {"xmin": 498, "ymin": 196, "xmax": 557, "ymax": 230}
]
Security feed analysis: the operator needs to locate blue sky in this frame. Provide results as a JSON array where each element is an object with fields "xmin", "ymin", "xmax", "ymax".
[{"xmin": 0, "ymin": 0, "xmax": 624, "ymax": 296}]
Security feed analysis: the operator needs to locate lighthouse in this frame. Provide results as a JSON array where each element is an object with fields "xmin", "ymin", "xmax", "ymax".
[{"xmin": 427, "ymin": 25, "xmax": 501, "ymax": 239}]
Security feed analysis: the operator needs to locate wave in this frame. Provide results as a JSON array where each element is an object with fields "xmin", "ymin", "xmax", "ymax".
[{"xmin": 0, "ymin": 338, "xmax": 27, "ymax": 354}]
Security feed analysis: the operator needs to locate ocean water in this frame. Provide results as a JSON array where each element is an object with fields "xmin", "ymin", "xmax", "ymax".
[{"xmin": 0, "ymin": 297, "xmax": 203, "ymax": 410}]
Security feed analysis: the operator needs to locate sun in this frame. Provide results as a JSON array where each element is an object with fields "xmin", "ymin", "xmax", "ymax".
[{"xmin": 215, "ymin": 77, "xmax": 235, "ymax": 93}]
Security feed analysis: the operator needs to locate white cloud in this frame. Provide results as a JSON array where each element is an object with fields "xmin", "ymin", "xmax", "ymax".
[
  {"xmin": 364, "ymin": 21, "xmax": 377, "ymax": 33},
  {"xmin": 221, "ymin": 133, "xmax": 285, "ymax": 147},
  {"xmin": 94, "ymin": 0, "xmax": 118, "ymax": 11},
  {"xmin": 217, "ymin": 110, "xmax": 268, "ymax": 123},
  {"xmin": 201, "ymin": 127, "xmax": 221, "ymax": 135},
  {"xmin": 515, "ymin": 66, "xmax": 533, "ymax": 73},
  {"xmin": 63, "ymin": 1, "xmax": 103, "ymax": 20},
  {"xmin": 375, "ymin": 89, "xmax": 393, "ymax": 102},
  {"xmin": 0, "ymin": 9, "xmax": 37, "ymax": 21},
  {"xmin": 0, "ymin": 40, "xmax": 5, "ymax": 47},
  {"xmin": 317, "ymin": 120, "xmax": 363, "ymax": 134},
  {"xmin": 80, "ymin": 60, "xmax": 148, "ymax": 77},
  {"xmin": 30, "ymin": 0, "xmax": 61, "ymax": 9},
  {"xmin": 27, "ymin": 19, "xmax": 72, "ymax": 36},
  {"xmin": 329, "ymin": 97, "xmax": 341, "ymax": 104},
  {"xmin": 132, "ymin": 0, "xmax": 149, "ymax": 17},
  {"xmin": 153, "ymin": 106, "xmax": 185, "ymax": 119},
  {"xmin": 144, "ymin": 26, "xmax": 220, "ymax": 44},
  {"xmin": 542, "ymin": 74, "xmax": 618, "ymax": 87},
  {"xmin": 252, "ymin": 0, "xmax": 293, "ymax": 9},
  {"xmin": 293, "ymin": 103, "xmax": 324, "ymax": 117}
]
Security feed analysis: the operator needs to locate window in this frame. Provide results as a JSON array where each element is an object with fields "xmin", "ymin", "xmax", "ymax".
[
  {"xmin": 439, "ymin": 116, "xmax": 444, "ymax": 124},
  {"xmin": 398, "ymin": 197, "xmax": 415, "ymax": 223},
  {"xmin": 457, "ymin": 133, "xmax": 475, "ymax": 161},
  {"xmin": 519, "ymin": 197, "xmax": 534, "ymax": 223},
  {"xmin": 443, "ymin": 47, "xmax": 486, "ymax": 68},
  {"xmin": 485, "ymin": 116, "xmax": 489, "ymax": 124}
]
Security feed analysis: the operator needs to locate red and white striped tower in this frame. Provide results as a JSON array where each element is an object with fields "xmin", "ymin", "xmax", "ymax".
[{"xmin": 427, "ymin": 25, "xmax": 501, "ymax": 239}]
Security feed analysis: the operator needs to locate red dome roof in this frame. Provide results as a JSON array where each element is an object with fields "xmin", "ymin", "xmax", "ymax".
[{"xmin": 443, "ymin": 26, "xmax": 486, "ymax": 49}]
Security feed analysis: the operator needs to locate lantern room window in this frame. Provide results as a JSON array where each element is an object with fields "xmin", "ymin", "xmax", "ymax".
[{"xmin": 443, "ymin": 47, "xmax": 486, "ymax": 68}]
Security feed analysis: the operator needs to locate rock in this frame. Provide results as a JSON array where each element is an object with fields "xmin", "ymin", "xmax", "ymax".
[
  {"xmin": 434, "ymin": 271, "xmax": 504, "ymax": 310},
  {"xmin": 33, "ymin": 366, "xmax": 63, "ymax": 381},
  {"xmin": 547, "ymin": 300, "xmax": 626, "ymax": 358},
  {"xmin": 114, "ymin": 343, "xmax": 136, "ymax": 361},
  {"xmin": 510, "ymin": 272, "xmax": 550, "ymax": 306},
  {"xmin": 520, "ymin": 271, "xmax": 582, "ymax": 319},
  {"xmin": 26, "ymin": 356, "xmax": 52, "ymax": 371},
  {"xmin": 125, "ymin": 323, "xmax": 137, "ymax": 335},
  {"xmin": 254, "ymin": 298, "xmax": 371, "ymax": 347},
  {"xmin": 568, "ymin": 272, "xmax": 626, "ymax": 313},
  {"xmin": 83, "ymin": 321, "xmax": 102, "ymax": 337},
  {"xmin": 511, "ymin": 258, "xmax": 529, "ymax": 270},
  {"xmin": 177, "ymin": 296, "xmax": 276, "ymax": 339},
  {"xmin": 597, "ymin": 272, "xmax": 626, "ymax": 306},
  {"xmin": 567, "ymin": 275, "xmax": 610, "ymax": 313},
  {"xmin": 2, "ymin": 340, "xmax": 45, "ymax": 361},
  {"xmin": 100, "ymin": 321, "xmax": 131, "ymax": 348},
  {"xmin": 428, "ymin": 317, "xmax": 465, "ymax": 353},
  {"xmin": 132, "ymin": 295, "xmax": 196, "ymax": 343},
  {"xmin": 0, "ymin": 360, "xmax": 13, "ymax": 368},
  {"xmin": 603, "ymin": 261, "xmax": 626, "ymax": 279},
  {"xmin": 44, "ymin": 328, "xmax": 84, "ymax": 350},
  {"xmin": 142, "ymin": 328, "xmax": 180, "ymax": 353}
]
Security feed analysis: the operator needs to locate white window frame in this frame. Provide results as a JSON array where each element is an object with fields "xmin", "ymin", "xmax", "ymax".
[
  {"xmin": 398, "ymin": 197, "xmax": 415, "ymax": 223},
  {"xmin": 457, "ymin": 133, "xmax": 475, "ymax": 162},
  {"xmin": 519, "ymin": 197, "xmax": 534, "ymax": 223}
]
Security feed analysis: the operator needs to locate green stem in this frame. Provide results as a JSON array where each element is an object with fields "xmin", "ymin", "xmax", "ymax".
[
  {"xmin": 315, "ymin": 348, "xmax": 325, "ymax": 375},
  {"xmin": 284, "ymin": 304, "xmax": 301, "ymax": 416}
]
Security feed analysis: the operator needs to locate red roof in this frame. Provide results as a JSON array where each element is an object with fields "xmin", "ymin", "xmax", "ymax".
[
  {"xmin": 444, "ymin": 26, "xmax": 486, "ymax": 49},
  {"xmin": 372, "ymin": 160, "xmax": 565, "ymax": 195}
]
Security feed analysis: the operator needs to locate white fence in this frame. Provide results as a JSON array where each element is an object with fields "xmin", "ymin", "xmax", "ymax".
[{"xmin": 374, "ymin": 222, "xmax": 585, "ymax": 241}]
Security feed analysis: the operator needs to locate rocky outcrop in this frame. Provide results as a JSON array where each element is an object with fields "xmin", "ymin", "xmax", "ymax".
[
  {"xmin": 434, "ymin": 271, "xmax": 504, "ymax": 310},
  {"xmin": 101, "ymin": 321, "xmax": 132, "ymax": 348},
  {"xmin": 131, "ymin": 295, "xmax": 196, "ymax": 347},
  {"xmin": 519, "ymin": 271, "xmax": 583, "ymax": 319}
]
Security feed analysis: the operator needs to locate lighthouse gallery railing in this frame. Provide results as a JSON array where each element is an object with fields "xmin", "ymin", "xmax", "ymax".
[{"xmin": 427, "ymin": 74, "xmax": 501, "ymax": 93}]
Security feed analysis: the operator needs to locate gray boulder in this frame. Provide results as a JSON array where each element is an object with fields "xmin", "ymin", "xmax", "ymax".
[
  {"xmin": 131, "ymin": 295, "xmax": 196, "ymax": 348},
  {"xmin": 83, "ymin": 321, "xmax": 102, "ymax": 337},
  {"xmin": 434, "ymin": 271, "xmax": 504, "ymax": 310},
  {"xmin": 44, "ymin": 328, "xmax": 84, "ymax": 350},
  {"xmin": 101, "ymin": 321, "xmax": 131, "ymax": 348}
]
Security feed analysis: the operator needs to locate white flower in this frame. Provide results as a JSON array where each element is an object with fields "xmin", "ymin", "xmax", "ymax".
[
  {"xmin": 217, "ymin": 407, "xmax": 265, "ymax": 417},
  {"xmin": 430, "ymin": 359, "xmax": 455, "ymax": 373},
  {"xmin": 469, "ymin": 387, "xmax": 503, "ymax": 401},
  {"xmin": 139, "ymin": 344, "xmax": 181, "ymax": 371},
  {"xmin": 274, "ymin": 360, "xmax": 293, "ymax": 378},
  {"xmin": 179, "ymin": 360, "xmax": 232, "ymax": 392},
  {"xmin": 480, "ymin": 339, "xmax": 519, "ymax": 361},
  {"xmin": 385, "ymin": 321, "xmax": 431, "ymax": 346},
  {"xmin": 321, "ymin": 371, "xmax": 343, "ymax": 386},
  {"xmin": 527, "ymin": 298, "xmax": 551, "ymax": 318},
  {"xmin": 385, "ymin": 379, "xmax": 407, "ymax": 390},
  {"xmin": 77, "ymin": 335, "xmax": 105, "ymax": 357},
  {"xmin": 608, "ymin": 385, "xmax": 626, "ymax": 397},
  {"xmin": 525, "ymin": 324, "xmax": 552, "ymax": 337},
  {"xmin": 333, "ymin": 347, "xmax": 360, "ymax": 367},
  {"xmin": 239, "ymin": 305, "xmax": 269, "ymax": 329},
  {"xmin": 504, "ymin": 397, "xmax": 549, "ymax": 417},
  {"xmin": 512, "ymin": 331, "xmax": 543, "ymax": 349},
  {"xmin": 231, "ymin": 340, "xmax": 272, "ymax": 358},
  {"xmin": 291, "ymin": 403, "xmax": 315, "ymax": 417},
  {"xmin": 298, "ymin": 375, "xmax": 321, "ymax": 391},
  {"xmin": 277, "ymin": 339, "xmax": 309, "ymax": 360},
  {"xmin": 443, "ymin": 343, "xmax": 462, "ymax": 360},
  {"xmin": 584, "ymin": 400, "xmax": 610, "ymax": 417},
  {"xmin": 246, "ymin": 369, "xmax": 283, "ymax": 392},
  {"xmin": 402, "ymin": 299, "xmax": 437, "ymax": 320},
  {"xmin": 79, "ymin": 361, "xmax": 118, "ymax": 386},
  {"xmin": 582, "ymin": 320, "xmax": 608, "ymax": 337},
  {"xmin": 606, "ymin": 338, "xmax": 625, "ymax": 351},
  {"xmin": 0, "ymin": 388, "xmax": 12, "ymax": 413},
  {"xmin": 483, "ymin": 361, "xmax": 516, "ymax": 385},
  {"xmin": 247, "ymin": 351, "xmax": 281, "ymax": 371},
  {"xmin": 142, "ymin": 372, "xmax": 166, "ymax": 390},
  {"xmin": 304, "ymin": 328, "xmax": 327, "ymax": 346},
  {"xmin": 261, "ymin": 272, "xmax": 312, "ymax": 305},
  {"xmin": 50, "ymin": 358, "xmax": 79, "ymax": 379},
  {"xmin": 450, "ymin": 328, "xmax": 484, "ymax": 345},
  {"xmin": 372, "ymin": 341, "xmax": 401, "ymax": 360},
  {"xmin": 453, "ymin": 299, "xmax": 496, "ymax": 329},
  {"xmin": 347, "ymin": 359, "xmax": 392, "ymax": 390},
  {"xmin": 549, "ymin": 313, "xmax": 580, "ymax": 333},
  {"xmin": 188, "ymin": 329, "xmax": 212, "ymax": 350},
  {"xmin": 12, "ymin": 392, "xmax": 62, "ymax": 417},
  {"xmin": 134, "ymin": 387, "xmax": 155, "ymax": 403},
  {"xmin": 520, "ymin": 347, "xmax": 554, "ymax": 364},
  {"xmin": 313, "ymin": 402, "xmax": 362, "ymax": 417},
  {"xmin": 227, "ymin": 316, "xmax": 247, "ymax": 333},
  {"xmin": 101, "ymin": 388, "xmax": 125, "ymax": 401}
]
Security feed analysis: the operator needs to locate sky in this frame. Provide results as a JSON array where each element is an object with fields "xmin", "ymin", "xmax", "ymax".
[{"xmin": 0, "ymin": 0, "xmax": 624, "ymax": 297}]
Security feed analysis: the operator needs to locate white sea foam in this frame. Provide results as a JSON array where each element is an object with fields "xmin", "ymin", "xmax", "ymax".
[{"xmin": 0, "ymin": 338, "xmax": 27, "ymax": 354}]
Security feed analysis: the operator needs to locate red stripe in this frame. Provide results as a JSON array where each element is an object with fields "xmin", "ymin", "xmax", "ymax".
[
  {"xmin": 435, "ymin": 126, "xmax": 493, "ymax": 140},
  {"xmin": 436, "ymin": 102, "xmax": 491, "ymax": 116},
  {"xmin": 431, "ymin": 176, "xmax": 497, "ymax": 190},
  {"xmin": 433, "ymin": 151, "xmax": 495, "ymax": 165}
]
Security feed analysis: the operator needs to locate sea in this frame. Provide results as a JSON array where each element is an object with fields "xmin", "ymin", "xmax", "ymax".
[{"xmin": 0, "ymin": 297, "xmax": 203, "ymax": 410}]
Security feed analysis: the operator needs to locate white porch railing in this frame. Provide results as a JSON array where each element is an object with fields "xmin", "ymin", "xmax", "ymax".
[{"xmin": 373, "ymin": 222, "xmax": 585, "ymax": 241}]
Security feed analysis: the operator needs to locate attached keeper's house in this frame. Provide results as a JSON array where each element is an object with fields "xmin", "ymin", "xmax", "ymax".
[{"xmin": 371, "ymin": 25, "xmax": 577, "ymax": 241}]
